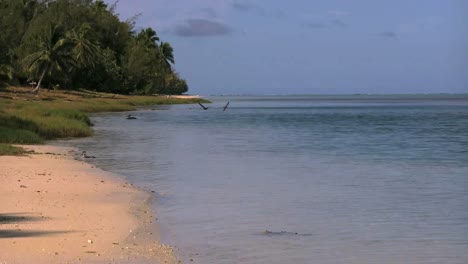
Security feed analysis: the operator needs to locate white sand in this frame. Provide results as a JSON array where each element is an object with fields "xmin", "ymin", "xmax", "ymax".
[{"xmin": 0, "ymin": 145, "xmax": 179, "ymax": 264}]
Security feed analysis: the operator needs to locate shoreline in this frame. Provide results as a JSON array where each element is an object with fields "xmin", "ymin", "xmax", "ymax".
[
  {"xmin": 169, "ymin": 95, "xmax": 201, "ymax": 99},
  {"xmin": 0, "ymin": 145, "xmax": 179, "ymax": 264}
]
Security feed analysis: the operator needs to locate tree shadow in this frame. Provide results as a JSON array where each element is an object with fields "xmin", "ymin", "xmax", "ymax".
[
  {"xmin": 0, "ymin": 114, "xmax": 40, "ymax": 133},
  {"xmin": 0, "ymin": 213, "xmax": 70, "ymax": 239},
  {"xmin": 0, "ymin": 230, "xmax": 70, "ymax": 238},
  {"xmin": 0, "ymin": 213, "xmax": 43, "ymax": 224}
]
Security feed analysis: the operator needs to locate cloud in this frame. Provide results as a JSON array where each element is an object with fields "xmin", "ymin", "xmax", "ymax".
[
  {"xmin": 331, "ymin": 19, "xmax": 347, "ymax": 27},
  {"xmin": 301, "ymin": 10, "xmax": 350, "ymax": 31},
  {"xmin": 230, "ymin": 0, "xmax": 285, "ymax": 19},
  {"xmin": 378, "ymin": 31, "xmax": 398, "ymax": 39},
  {"xmin": 231, "ymin": 0, "xmax": 265, "ymax": 16},
  {"xmin": 231, "ymin": 1, "xmax": 253, "ymax": 12},
  {"xmin": 105, "ymin": 0, "xmax": 233, "ymax": 32},
  {"xmin": 175, "ymin": 19, "xmax": 232, "ymax": 37}
]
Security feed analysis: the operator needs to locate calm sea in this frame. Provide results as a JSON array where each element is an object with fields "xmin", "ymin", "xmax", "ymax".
[{"xmin": 62, "ymin": 95, "xmax": 468, "ymax": 264}]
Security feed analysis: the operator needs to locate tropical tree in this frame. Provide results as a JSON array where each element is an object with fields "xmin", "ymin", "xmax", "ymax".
[
  {"xmin": 19, "ymin": 0, "xmax": 39, "ymax": 27},
  {"xmin": 159, "ymin": 41, "xmax": 175, "ymax": 69},
  {"xmin": 0, "ymin": 64, "xmax": 13, "ymax": 89},
  {"xmin": 22, "ymin": 24, "xmax": 75, "ymax": 93},
  {"xmin": 92, "ymin": 0, "xmax": 108, "ymax": 13},
  {"xmin": 68, "ymin": 24, "xmax": 99, "ymax": 68},
  {"xmin": 1, "ymin": 0, "xmax": 190, "ymax": 94},
  {"xmin": 137, "ymin": 28, "xmax": 159, "ymax": 49}
]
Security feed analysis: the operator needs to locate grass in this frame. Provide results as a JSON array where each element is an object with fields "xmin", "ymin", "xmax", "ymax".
[
  {"xmin": 0, "ymin": 86, "xmax": 209, "ymax": 155},
  {"xmin": 0, "ymin": 127, "xmax": 44, "ymax": 144},
  {"xmin": 0, "ymin": 143, "xmax": 28, "ymax": 156}
]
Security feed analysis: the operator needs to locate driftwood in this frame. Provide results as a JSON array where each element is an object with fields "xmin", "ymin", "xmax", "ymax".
[
  {"xmin": 81, "ymin": 151, "xmax": 96, "ymax": 159},
  {"xmin": 263, "ymin": 230, "xmax": 312, "ymax": 236}
]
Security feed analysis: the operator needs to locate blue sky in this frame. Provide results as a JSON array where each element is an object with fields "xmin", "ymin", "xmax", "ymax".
[{"xmin": 105, "ymin": 0, "xmax": 467, "ymax": 95}]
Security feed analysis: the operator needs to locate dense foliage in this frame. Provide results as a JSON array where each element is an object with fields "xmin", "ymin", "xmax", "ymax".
[{"xmin": 0, "ymin": 0, "xmax": 188, "ymax": 94}]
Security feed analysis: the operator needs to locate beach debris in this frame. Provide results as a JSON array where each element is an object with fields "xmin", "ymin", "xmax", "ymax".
[
  {"xmin": 87, "ymin": 239, "xmax": 93, "ymax": 244},
  {"xmin": 198, "ymin": 102, "xmax": 209, "ymax": 110},
  {"xmin": 126, "ymin": 114, "xmax": 137, "ymax": 119},
  {"xmin": 263, "ymin": 230, "xmax": 312, "ymax": 236},
  {"xmin": 81, "ymin": 151, "xmax": 96, "ymax": 159},
  {"xmin": 223, "ymin": 101, "xmax": 230, "ymax": 111},
  {"xmin": 20, "ymin": 185, "xmax": 27, "ymax": 188}
]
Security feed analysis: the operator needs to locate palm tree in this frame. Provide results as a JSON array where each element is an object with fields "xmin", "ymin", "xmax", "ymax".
[
  {"xmin": 22, "ymin": 24, "xmax": 75, "ymax": 93},
  {"xmin": 93, "ymin": 0, "xmax": 108, "ymax": 13},
  {"xmin": 136, "ymin": 28, "xmax": 174, "ymax": 70},
  {"xmin": 68, "ymin": 24, "xmax": 99, "ymax": 68},
  {"xmin": 159, "ymin": 41, "xmax": 175, "ymax": 69},
  {"xmin": 137, "ymin": 28, "xmax": 159, "ymax": 49}
]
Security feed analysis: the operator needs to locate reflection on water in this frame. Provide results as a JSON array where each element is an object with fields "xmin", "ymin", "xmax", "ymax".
[{"xmin": 62, "ymin": 95, "xmax": 468, "ymax": 264}]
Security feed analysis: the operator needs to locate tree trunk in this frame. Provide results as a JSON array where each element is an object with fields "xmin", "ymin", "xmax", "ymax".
[{"xmin": 33, "ymin": 69, "xmax": 46, "ymax": 94}]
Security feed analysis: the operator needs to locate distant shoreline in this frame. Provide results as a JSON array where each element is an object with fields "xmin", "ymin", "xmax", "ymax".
[{"xmin": 169, "ymin": 95, "xmax": 201, "ymax": 99}]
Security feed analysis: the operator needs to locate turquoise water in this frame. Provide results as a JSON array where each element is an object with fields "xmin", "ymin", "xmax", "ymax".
[{"xmin": 65, "ymin": 95, "xmax": 468, "ymax": 263}]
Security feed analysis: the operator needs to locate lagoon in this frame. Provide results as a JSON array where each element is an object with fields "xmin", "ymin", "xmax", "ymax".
[{"xmin": 63, "ymin": 95, "xmax": 468, "ymax": 264}]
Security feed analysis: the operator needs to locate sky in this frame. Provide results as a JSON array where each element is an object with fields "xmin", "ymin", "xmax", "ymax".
[{"xmin": 105, "ymin": 0, "xmax": 468, "ymax": 95}]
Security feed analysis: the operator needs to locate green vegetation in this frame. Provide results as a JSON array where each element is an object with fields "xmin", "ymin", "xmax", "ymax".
[
  {"xmin": 0, "ymin": 0, "xmax": 188, "ymax": 95},
  {"xmin": 0, "ymin": 87, "xmax": 208, "ymax": 155},
  {"xmin": 0, "ymin": 127, "xmax": 44, "ymax": 144},
  {"xmin": 0, "ymin": 1, "xmax": 207, "ymax": 155},
  {"xmin": 0, "ymin": 143, "xmax": 29, "ymax": 156}
]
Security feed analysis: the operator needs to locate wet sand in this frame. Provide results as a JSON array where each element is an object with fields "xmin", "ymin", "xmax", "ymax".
[{"xmin": 0, "ymin": 145, "xmax": 178, "ymax": 264}]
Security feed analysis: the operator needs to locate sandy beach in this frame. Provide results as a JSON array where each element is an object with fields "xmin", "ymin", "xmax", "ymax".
[
  {"xmin": 0, "ymin": 145, "xmax": 178, "ymax": 264},
  {"xmin": 170, "ymin": 95, "xmax": 201, "ymax": 99}
]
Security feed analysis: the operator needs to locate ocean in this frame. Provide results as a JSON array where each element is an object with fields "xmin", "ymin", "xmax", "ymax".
[{"xmin": 62, "ymin": 95, "xmax": 468, "ymax": 264}]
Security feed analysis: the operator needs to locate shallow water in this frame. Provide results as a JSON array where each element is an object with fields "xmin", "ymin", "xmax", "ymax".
[{"xmin": 63, "ymin": 95, "xmax": 468, "ymax": 263}]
